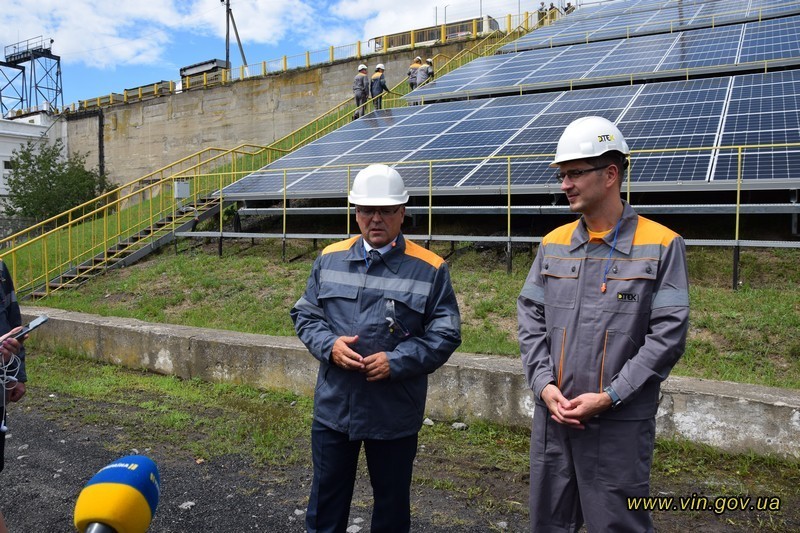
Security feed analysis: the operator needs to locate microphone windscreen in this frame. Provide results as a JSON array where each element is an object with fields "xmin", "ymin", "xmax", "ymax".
[{"xmin": 74, "ymin": 455, "xmax": 161, "ymax": 533}]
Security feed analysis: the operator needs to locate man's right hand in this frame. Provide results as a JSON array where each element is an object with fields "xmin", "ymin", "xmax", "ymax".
[
  {"xmin": 0, "ymin": 327, "xmax": 23, "ymax": 365},
  {"xmin": 541, "ymin": 383, "xmax": 582, "ymax": 428},
  {"xmin": 330, "ymin": 335, "xmax": 364, "ymax": 371}
]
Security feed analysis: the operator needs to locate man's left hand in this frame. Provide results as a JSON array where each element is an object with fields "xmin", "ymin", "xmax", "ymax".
[
  {"xmin": 362, "ymin": 352, "xmax": 390, "ymax": 382},
  {"xmin": 6, "ymin": 381, "xmax": 25, "ymax": 402},
  {"xmin": 555, "ymin": 392, "xmax": 612, "ymax": 428}
]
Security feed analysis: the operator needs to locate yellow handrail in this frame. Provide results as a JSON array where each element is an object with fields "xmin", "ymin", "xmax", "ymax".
[{"xmin": 0, "ymin": 143, "xmax": 282, "ymax": 297}]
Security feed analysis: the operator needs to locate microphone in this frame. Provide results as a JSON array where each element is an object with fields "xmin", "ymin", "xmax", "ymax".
[{"xmin": 74, "ymin": 455, "xmax": 161, "ymax": 533}]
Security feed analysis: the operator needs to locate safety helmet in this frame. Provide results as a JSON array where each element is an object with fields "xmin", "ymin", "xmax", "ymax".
[
  {"xmin": 426, "ymin": 58, "xmax": 433, "ymax": 64},
  {"xmin": 358, "ymin": 64, "xmax": 367, "ymax": 71},
  {"xmin": 348, "ymin": 164, "xmax": 409, "ymax": 206},
  {"xmin": 376, "ymin": 63, "xmax": 385, "ymax": 70},
  {"xmin": 550, "ymin": 116, "xmax": 630, "ymax": 167},
  {"xmin": 414, "ymin": 56, "xmax": 422, "ymax": 62}
]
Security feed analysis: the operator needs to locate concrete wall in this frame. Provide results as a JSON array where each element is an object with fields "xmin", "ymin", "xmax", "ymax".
[
  {"xmin": 21, "ymin": 306, "xmax": 800, "ymax": 459},
  {"xmin": 65, "ymin": 42, "xmax": 471, "ymax": 186}
]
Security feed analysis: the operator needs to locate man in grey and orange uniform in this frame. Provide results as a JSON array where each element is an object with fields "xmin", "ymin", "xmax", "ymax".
[
  {"xmin": 292, "ymin": 164, "xmax": 461, "ymax": 532},
  {"xmin": 517, "ymin": 116, "xmax": 689, "ymax": 532}
]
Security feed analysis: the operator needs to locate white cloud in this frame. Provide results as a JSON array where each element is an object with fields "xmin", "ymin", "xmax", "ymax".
[{"xmin": 1, "ymin": 0, "xmax": 521, "ymax": 70}]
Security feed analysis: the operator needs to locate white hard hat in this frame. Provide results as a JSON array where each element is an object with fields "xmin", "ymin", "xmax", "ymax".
[
  {"xmin": 348, "ymin": 164, "xmax": 409, "ymax": 206},
  {"xmin": 376, "ymin": 63, "xmax": 385, "ymax": 70},
  {"xmin": 414, "ymin": 56, "xmax": 422, "ymax": 62},
  {"xmin": 426, "ymin": 58, "xmax": 433, "ymax": 64},
  {"xmin": 550, "ymin": 116, "xmax": 630, "ymax": 167},
  {"xmin": 358, "ymin": 64, "xmax": 367, "ymax": 71}
]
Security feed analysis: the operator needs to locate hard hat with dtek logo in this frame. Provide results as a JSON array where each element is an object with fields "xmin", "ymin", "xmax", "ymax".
[{"xmin": 550, "ymin": 116, "xmax": 630, "ymax": 167}]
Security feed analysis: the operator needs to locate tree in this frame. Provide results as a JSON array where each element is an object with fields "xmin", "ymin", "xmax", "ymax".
[{"xmin": 4, "ymin": 138, "xmax": 112, "ymax": 222}]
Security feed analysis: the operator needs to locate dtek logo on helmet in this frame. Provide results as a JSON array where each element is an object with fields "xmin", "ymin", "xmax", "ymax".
[{"xmin": 597, "ymin": 134, "xmax": 615, "ymax": 142}]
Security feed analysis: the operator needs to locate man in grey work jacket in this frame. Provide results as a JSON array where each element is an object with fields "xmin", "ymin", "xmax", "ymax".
[
  {"xmin": 0, "ymin": 260, "xmax": 28, "ymax": 533},
  {"xmin": 518, "ymin": 116, "xmax": 689, "ymax": 532},
  {"xmin": 291, "ymin": 164, "xmax": 461, "ymax": 533}
]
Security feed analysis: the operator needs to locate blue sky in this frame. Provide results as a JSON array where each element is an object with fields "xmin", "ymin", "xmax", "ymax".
[{"xmin": 2, "ymin": 0, "xmax": 543, "ymax": 109}]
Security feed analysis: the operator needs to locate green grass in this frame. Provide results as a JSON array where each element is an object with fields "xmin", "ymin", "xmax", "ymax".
[
  {"xmin": 34, "ymin": 241, "xmax": 800, "ymax": 389},
  {"xmin": 28, "ymin": 347, "xmax": 314, "ymax": 463}
]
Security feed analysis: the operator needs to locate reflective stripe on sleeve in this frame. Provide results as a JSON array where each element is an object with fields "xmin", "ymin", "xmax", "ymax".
[
  {"xmin": 651, "ymin": 288, "xmax": 689, "ymax": 309},
  {"xmin": 520, "ymin": 282, "xmax": 545, "ymax": 304},
  {"xmin": 293, "ymin": 296, "xmax": 325, "ymax": 318}
]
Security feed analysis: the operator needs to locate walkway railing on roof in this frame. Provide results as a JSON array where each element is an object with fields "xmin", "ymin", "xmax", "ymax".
[
  {"xmin": 0, "ymin": 144, "xmax": 282, "ymax": 298},
  {"xmin": 264, "ymin": 12, "xmax": 540, "ymax": 157},
  {"xmin": 56, "ymin": 11, "xmax": 551, "ymax": 113}
]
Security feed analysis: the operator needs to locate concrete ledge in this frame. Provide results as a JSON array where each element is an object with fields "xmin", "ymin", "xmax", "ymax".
[{"xmin": 21, "ymin": 307, "xmax": 800, "ymax": 459}]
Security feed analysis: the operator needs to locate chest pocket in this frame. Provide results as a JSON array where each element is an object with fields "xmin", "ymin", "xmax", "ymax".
[
  {"xmin": 383, "ymin": 290, "xmax": 427, "ymax": 340},
  {"xmin": 602, "ymin": 259, "xmax": 658, "ymax": 315},
  {"xmin": 541, "ymin": 257, "xmax": 582, "ymax": 310}
]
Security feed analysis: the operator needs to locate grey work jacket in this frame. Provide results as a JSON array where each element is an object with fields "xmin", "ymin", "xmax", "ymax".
[
  {"xmin": 353, "ymin": 72, "xmax": 369, "ymax": 95},
  {"xmin": 518, "ymin": 202, "xmax": 689, "ymax": 420},
  {"xmin": 0, "ymin": 261, "xmax": 25, "ymax": 382},
  {"xmin": 291, "ymin": 234, "xmax": 461, "ymax": 439}
]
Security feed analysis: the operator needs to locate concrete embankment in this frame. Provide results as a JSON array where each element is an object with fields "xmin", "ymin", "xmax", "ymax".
[{"xmin": 21, "ymin": 306, "xmax": 800, "ymax": 459}]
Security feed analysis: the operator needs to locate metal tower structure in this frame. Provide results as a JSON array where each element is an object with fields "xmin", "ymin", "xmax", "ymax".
[{"xmin": 1, "ymin": 36, "xmax": 63, "ymax": 117}]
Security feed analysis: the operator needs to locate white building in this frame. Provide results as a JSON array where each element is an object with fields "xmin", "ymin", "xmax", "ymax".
[{"xmin": 0, "ymin": 112, "xmax": 59, "ymax": 196}]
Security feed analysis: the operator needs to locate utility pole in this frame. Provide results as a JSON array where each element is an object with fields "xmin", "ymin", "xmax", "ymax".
[
  {"xmin": 221, "ymin": 0, "xmax": 230, "ymax": 67},
  {"xmin": 220, "ymin": 0, "xmax": 248, "ymax": 70}
]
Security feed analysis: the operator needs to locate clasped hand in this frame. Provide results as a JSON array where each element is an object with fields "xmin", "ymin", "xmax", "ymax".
[
  {"xmin": 330, "ymin": 335, "xmax": 390, "ymax": 382},
  {"xmin": 540, "ymin": 383, "xmax": 612, "ymax": 429}
]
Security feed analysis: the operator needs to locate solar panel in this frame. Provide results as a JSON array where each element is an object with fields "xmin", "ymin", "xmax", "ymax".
[
  {"xmin": 410, "ymin": 16, "xmax": 800, "ymax": 104},
  {"xmin": 499, "ymin": 0, "xmax": 798, "ymax": 52},
  {"xmin": 714, "ymin": 69, "xmax": 800, "ymax": 183}
]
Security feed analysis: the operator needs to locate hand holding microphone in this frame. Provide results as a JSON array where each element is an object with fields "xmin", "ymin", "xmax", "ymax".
[{"xmin": 74, "ymin": 455, "xmax": 161, "ymax": 533}]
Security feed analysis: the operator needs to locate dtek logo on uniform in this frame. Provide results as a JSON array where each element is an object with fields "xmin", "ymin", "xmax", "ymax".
[
  {"xmin": 617, "ymin": 292, "xmax": 639, "ymax": 302},
  {"xmin": 598, "ymin": 134, "xmax": 615, "ymax": 142}
]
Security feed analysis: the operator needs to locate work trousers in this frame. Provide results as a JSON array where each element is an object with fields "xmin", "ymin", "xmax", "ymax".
[
  {"xmin": 306, "ymin": 419, "xmax": 418, "ymax": 533},
  {"xmin": 529, "ymin": 402, "xmax": 656, "ymax": 532},
  {"xmin": 373, "ymin": 94, "xmax": 383, "ymax": 110},
  {"xmin": 353, "ymin": 91, "xmax": 367, "ymax": 119}
]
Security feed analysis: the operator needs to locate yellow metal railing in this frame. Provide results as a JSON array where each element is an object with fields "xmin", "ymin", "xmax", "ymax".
[
  {"xmin": 200, "ymin": 142, "xmax": 800, "ymax": 244},
  {"xmin": 0, "ymin": 144, "xmax": 282, "ymax": 298}
]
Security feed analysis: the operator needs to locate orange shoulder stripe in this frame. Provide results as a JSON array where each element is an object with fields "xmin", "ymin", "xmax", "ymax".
[
  {"xmin": 543, "ymin": 220, "xmax": 580, "ymax": 246},
  {"xmin": 322, "ymin": 236, "xmax": 359, "ymax": 255},
  {"xmin": 633, "ymin": 216, "xmax": 680, "ymax": 246},
  {"xmin": 404, "ymin": 239, "xmax": 445, "ymax": 268}
]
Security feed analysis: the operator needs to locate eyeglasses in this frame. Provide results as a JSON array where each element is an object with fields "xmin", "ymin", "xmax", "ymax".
[
  {"xmin": 356, "ymin": 206, "xmax": 402, "ymax": 217},
  {"xmin": 555, "ymin": 164, "xmax": 610, "ymax": 183}
]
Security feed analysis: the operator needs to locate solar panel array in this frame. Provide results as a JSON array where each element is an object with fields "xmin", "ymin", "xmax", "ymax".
[
  {"xmin": 408, "ymin": 15, "xmax": 800, "ymax": 103},
  {"xmin": 223, "ymin": 0, "xmax": 800, "ymax": 201},
  {"xmin": 223, "ymin": 70, "xmax": 800, "ymax": 200},
  {"xmin": 502, "ymin": 0, "xmax": 800, "ymax": 52}
]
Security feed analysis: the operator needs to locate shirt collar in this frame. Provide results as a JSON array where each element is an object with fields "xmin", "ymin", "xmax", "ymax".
[{"xmin": 571, "ymin": 200, "xmax": 637, "ymax": 255}]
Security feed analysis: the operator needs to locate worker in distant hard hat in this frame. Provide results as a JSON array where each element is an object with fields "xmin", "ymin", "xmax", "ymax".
[
  {"xmin": 370, "ymin": 63, "xmax": 395, "ymax": 110},
  {"xmin": 415, "ymin": 58, "xmax": 434, "ymax": 88},
  {"xmin": 292, "ymin": 164, "xmax": 461, "ymax": 533},
  {"xmin": 407, "ymin": 56, "xmax": 422, "ymax": 92},
  {"xmin": 518, "ymin": 116, "xmax": 689, "ymax": 532},
  {"xmin": 352, "ymin": 64, "xmax": 369, "ymax": 120}
]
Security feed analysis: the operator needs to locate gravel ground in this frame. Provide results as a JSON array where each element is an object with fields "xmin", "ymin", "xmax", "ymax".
[
  {"xmin": 2, "ymin": 404, "xmax": 526, "ymax": 532},
  {"xmin": 3, "ymin": 395, "xmax": 798, "ymax": 532}
]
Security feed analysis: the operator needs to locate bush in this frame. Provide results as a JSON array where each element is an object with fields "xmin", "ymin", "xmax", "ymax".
[{"xmin": 4, "ymin": 138, "xmax": 112, "ymax": 222}]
